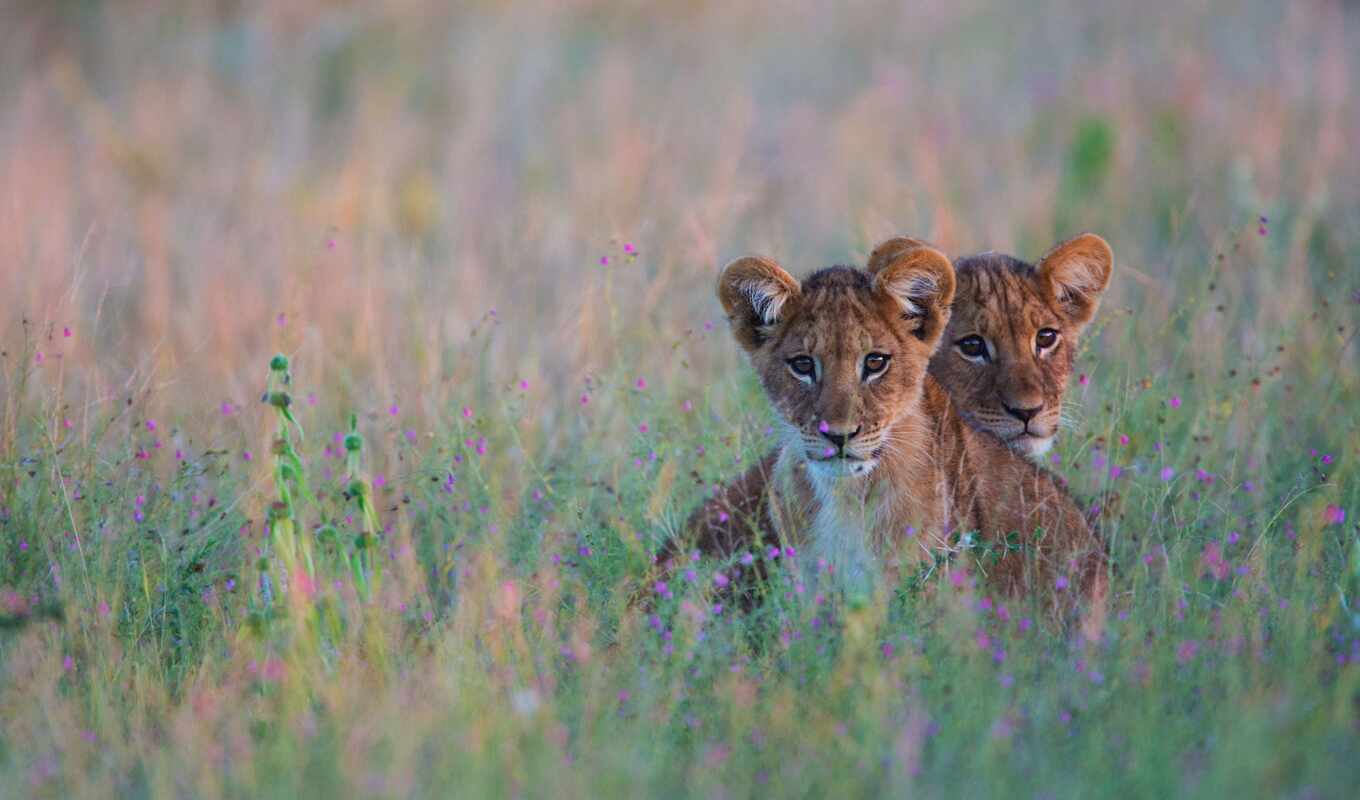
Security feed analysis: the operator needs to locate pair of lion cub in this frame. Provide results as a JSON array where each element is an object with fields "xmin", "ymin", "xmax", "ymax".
[{"xmin": 675, "ymin": 233, "xmax": 1115, "ymax": 621}]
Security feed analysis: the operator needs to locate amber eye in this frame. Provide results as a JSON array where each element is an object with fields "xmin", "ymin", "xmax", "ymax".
[
  {"xmin": 862, "ymin": 352, "xmax": 890, "ymax": 378},
  {"xmin": 956, "ymin": 336, "xmax": 988, "ymax": 361},
  {"xmin": 1035, "ymin": 328, "xmax": 1059, "ymax": 351},
  {"xmin": 787, "ymin": 356, "xmax": 816, "ymax": 378}
]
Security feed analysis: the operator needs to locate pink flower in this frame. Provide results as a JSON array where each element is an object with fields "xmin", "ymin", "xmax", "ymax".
[
  {"xmin": 635, "ymin": 377, "xmax": 647, "ymax": 390},
  {"xmin": 519, "ymin": 380, "xmax": 529, "ymax": 391},
  {"xmin": 638, "ymin": 423, "xmax": 649, "ymax": 434},
  {"xmin": 63, "ymin": 326, "xmax": 72, "ymax": 338},
  {"xmin": 1176, "ymin": 640, "xmax": 1199, "ymax": 665},
  {"xmin": 579, "ymin": 394, "xmax": 590, "ymax": 406},
  {"xmin": 1160, "ymin": 466, "xmax": 1176, "ymax": 481},
  {"xmin": 623, "ymin": 243, "xmax": 635, "ymax": 253},
  {"xmin": 1199, "ymin": 542, "xmax": 1229, "ymax": 580},
  {"xmin": 1325, "ymin": 505, "xmax": 1346, "ymax": 525},
  {"xmin": 146, "ymin": 419, "xmax": 157, "ymax": 432},
  {"xmin": 599, "ymin": 256, "xmax": 609, "ymax": 265},
  {"xmin": 462, "ymin": 406, "xmax": 473, "ymax": 419},
  {"xmin": 388, "ymin": 404, "xmax": 400, "ymax": 416},
  {"xmin": 1119, "ymin": 434, "xmax": 1130, "ymax": 446},
  {"xmin": 1078, "ymin": 373, "xmax": 1089, "ymax": 386},
  {"xmin": 242, "ymin": 451, "xmax": 253, "ymax": 462}
]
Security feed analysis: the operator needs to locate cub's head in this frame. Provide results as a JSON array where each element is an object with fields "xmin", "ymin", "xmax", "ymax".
[
  {"xmin": 718, "ymin": 245, "xmax": 955, "ymax": 480},
  {"xmin": 870, "ymin": 234, "xmax": 1113, "ymax": 458}
]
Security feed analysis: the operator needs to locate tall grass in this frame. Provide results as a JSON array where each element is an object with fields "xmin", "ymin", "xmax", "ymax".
[{"xmin": 1, "ymin": 0, "xmax": 1358, "ymax": 796}]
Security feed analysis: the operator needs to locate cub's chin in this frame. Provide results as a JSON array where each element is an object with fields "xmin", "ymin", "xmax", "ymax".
[
  {"xmin": 805, "ymin": 456, "xmax": 879, "ymax": 479},
  {"xmin": 1008, "ymin": 434, "xmax": 1055, "ymax": 459}
]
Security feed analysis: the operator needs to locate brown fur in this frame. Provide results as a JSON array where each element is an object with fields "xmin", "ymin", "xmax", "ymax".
[
  {"xmin": 868, "ymin": 234, "xmax": 1113, "ymax": 458},
  {"xmin": 678, "ymin": 244, "xmax": 1107, "ymax": 618}
]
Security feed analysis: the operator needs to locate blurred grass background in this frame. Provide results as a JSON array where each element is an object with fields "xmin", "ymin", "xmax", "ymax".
[{"xmin": 1, "ymin": 1, "xmax": 1359, "ymax": 797}]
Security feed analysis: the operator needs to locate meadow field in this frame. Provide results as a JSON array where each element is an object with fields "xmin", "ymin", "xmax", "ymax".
[{"xmin": 1, "ymin": 1, "xmax": 1358, "ymax": 796}]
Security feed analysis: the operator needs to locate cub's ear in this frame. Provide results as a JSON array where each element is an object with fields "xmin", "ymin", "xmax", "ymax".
[
  {"xmin": 865, "ymin": 236, "xmax": 936, "ymax": 276},
  {"xmin": 1038, "ymin": 233, "xmax": 1113, "ymax": 327},
  {"xmin": 717, "ymin": 256, "xmax": 801, "ymax": 351},
  {"xmin": 872, "ymin": 245, "xmax": 955, "ymax": 347}
]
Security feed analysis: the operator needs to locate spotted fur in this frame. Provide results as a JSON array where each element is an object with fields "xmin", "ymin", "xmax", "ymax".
[
  {"xmin": 677, "ymin": 245, "xmax": 1108, "ymax": 620},
  {"xmin": 871, "ymin": 234, "xmax": 1114, "ymax": 458}
]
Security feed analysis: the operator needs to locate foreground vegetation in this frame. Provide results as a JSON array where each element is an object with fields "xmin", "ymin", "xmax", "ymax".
[{"xmin": 2, "ymin": 1, "xmax": 1358, "ymax": 797}]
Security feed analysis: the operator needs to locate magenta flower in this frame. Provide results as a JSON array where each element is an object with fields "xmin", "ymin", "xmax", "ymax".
[
  {"xmin": 1078, "ymin": 373, "xmax": 1089, "ymax": 386},
  {"xmin": 599, "ymin": 256, "xmax": 609, "ymax": 265},
  {"xmin": 63, "ymin": 326, "xmax": 72, "ymax": 338},
  {"xmin": 146, "ymin": 419, "xmax": 157, "ymax": 432},
  {"xmin": 1325, "ymin": 505, "xmax": 1346, "ymax": 525},
  {"xmin": 579, "ymin": 393, "xmax": 590, "ymax": 406},
  {"xmin": 1176, "ymin": 640, "xmax": 1200, "ymax": 664},
  {"xmin": 818, "ymin": 420, "xmax": 830, "ymax": 433},
  {"xmin": 1055, "ymin": 575, "xmax": 1069, "ymax": 591},
  {"xmin": 635, "ymin": 377, "xmax": 647, "ymax": 390},
  {"xmin": 388, "ymin": 404, "xmax": 399, "ymax": 416},
  {"xmin": 462, "ymin": 406, "xmax": 473, "ymax": 419},
  {"xmin": 1168, "ymin": 395, "xmax": 1182, "ymax": 409},
  {"xmin": 1119, "ymin": 434, "xmax": 1130, "ymax": 446},
  {"xmin": 1160, "ymin": 466, "xmax": 1176, "ymax": 481},
  {"xmin": 623, "ymin": 243, "xmax": 635, "ymax": 254},
  {"xmin": 638, "ymin": 423, "xmax": 649, "ymax": 434}
]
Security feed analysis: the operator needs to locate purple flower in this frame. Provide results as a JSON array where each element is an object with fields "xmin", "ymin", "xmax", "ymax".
[
  {"xmin": 1168, "ymin": 395, "xmax": 1182, "ymax": 409},
  {"xmin": 1325, "ymin": 505, "xmax": 1346, "ymax": 525}
]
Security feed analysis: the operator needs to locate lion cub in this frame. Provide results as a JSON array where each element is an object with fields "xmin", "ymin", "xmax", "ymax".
[
  {"xmin": 684, "ymin": 244, "xmax": 1106, "ymax": 613},
  {"xmin": 867, "ymin": 234, "xmax": 1114, "ymax": 458}
]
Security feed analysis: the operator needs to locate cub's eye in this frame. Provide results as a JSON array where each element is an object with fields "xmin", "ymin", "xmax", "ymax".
[
  {"xmin": 1035, "ymin": 328, "xmax": 1060, "ymax": 351},
  {"xmin": 787, "ymin": 355, "xmax": 816, "ymax": 378},
  {"xmin": 862, "ymin": 352, "xmax": 891, "ymax": 379},
  {"xmin": 956, "ymin": 336, "xmax": 988, "ymax": 361}
]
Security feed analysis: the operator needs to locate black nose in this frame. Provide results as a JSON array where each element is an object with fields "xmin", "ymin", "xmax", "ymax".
[
  {"xmin": 1004, "ymin": 404, "xmax": 1042, "ymax": 424},
  {"xmin": 820, "ymin": 426, "xmax": 861, "ymax": 449}
]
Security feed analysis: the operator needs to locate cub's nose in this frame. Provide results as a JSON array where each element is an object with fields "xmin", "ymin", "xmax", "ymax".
[
  {"xmin": 1003, "ymin": 404, "xmax": 1042, "ymax": 424},
  {"xmin": 820, "ymin": 425, "xmax": 862, "ymax": 450}
]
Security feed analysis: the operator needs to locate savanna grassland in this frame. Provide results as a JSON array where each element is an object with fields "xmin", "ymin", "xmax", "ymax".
[{"xmin": 1, "ymin": 1, "xmax": 1359, "ymax": 797}]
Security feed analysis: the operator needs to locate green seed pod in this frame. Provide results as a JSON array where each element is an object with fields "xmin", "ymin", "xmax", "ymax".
[
  {"xmin": 317, "ymin": 524, "xmax": 337, "ymax": 544},
  {"xmin": 267, "ymin": 392, "xmax": 292, "ymax": 409},
  {"xmin": 347, "ymin": 479, "xmax": 366, "ymax": 499},
  {"xmin": 270, "ymin": 354, "xmax": 289, "ymax": 372},
  {"xmin": 256, "ymin": 557, "xmax": 270, "ymax": 572},
  {"xmin": 344, "ymin": 432, "xmax": 363, "ymax": 452},
  {"xmin": 354, "ymin": 533, "xmax": 369, "ymax": 550}
]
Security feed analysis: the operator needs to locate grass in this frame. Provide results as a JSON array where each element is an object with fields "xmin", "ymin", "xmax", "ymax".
[{"xmin": 1, "ymin": 1, "xmax": 1359, "ymax": 797}]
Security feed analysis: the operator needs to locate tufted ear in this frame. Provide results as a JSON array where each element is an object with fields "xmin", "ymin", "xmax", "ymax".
[
  {"xmin": 717, "ymin": 255, "xmax": 802, "ymax": 352},
  {"xmin": 866, "ymin": 236, "xmax": 937, "ymax": 277},
  {"xmin": 872, "ymin": 244, "xmax": 956, "ymax": 347},
  {"xmin": 1037, "ymin": 233, "xmax": 1113, "ymax": 328}
]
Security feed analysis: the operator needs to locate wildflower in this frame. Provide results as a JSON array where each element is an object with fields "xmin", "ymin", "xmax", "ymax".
[
  {"xmin": 1168, "ymin": 395, "xmax": 1182, "ymax": 409},
  {"xmin": 682, "ymin": 399, "xmax": 693, "ymax": 412},
  {"xmin": 580, "ymin": 393, "xmax": 590, "ymax": 406},
  {"xmin": 388, "ymin": 404, "xmax": 399, "ymax": 416},
  {"xmin": 714, "ymin": 572, "xmax": 729, "ymax": 588},
  {"xmin": 1160, "ymin": 466, "xmax": 1176, "ymax": 481},
  {"xmin": 818, "ymin": 420, "xmax": 830, "ymax": 433},
  {"xmin": 519, "ymin": 380, "xmax": 529, "ymax": 391},
  {"xmin": 1119, "ymin": 434, "xmax": 1130, "ymax": 446},
  {"xmin": 635, "ymin": 377, "xmax": 647, "ymax": 390},
  {"xmin": 1325, "ymin": 505, "xmax": 1346, "ymax": 525},
  {"xmin": 63, "ymin": 655, "xmax": 75, "ymax": 672},
  {"xmin": 623, "ymin": 243, "xmax": 635, "ymax": 254},
  {"xmin": 740, "ymin": 552, "xmax": 755, "ymax": 566},
  {"xmin": 63, "ymin": 326, "xmax": 72, "ymax": 337},
  {"xmin": 146, "ymin": 419, "xmax": 157, "ymax": 432},
  {"xmin": 1078, "ymin": 373, "xmax": 1089, "ymax": 386},
  {"xmin": 462, "ymin": 406, "xmax": 473, "ymax": 419},
  {"xmin": 242, "ymin": 451, "xmax": 253, "ymax": 462},
  {"xmin": 1176, "ymin": 640, "xmax": 1199, "ymax": 665},
  {"xmin": 1199, "ymin": 541, "xmax": 1229, "ymax": 580},
  {"xmin": 276, "ymin": 312, "xmax": 287, "ymax": 327},
  {"xmin": 34, "ymin": 351, "xmax": 43, "ymax": 364},
  {"xmin": 599, "ymin": 256, "xmax": 609, "ymax": 265},
  {"xmin": 1055, "ymin": 575, "xmax": 1070, "ymax": 591}
]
